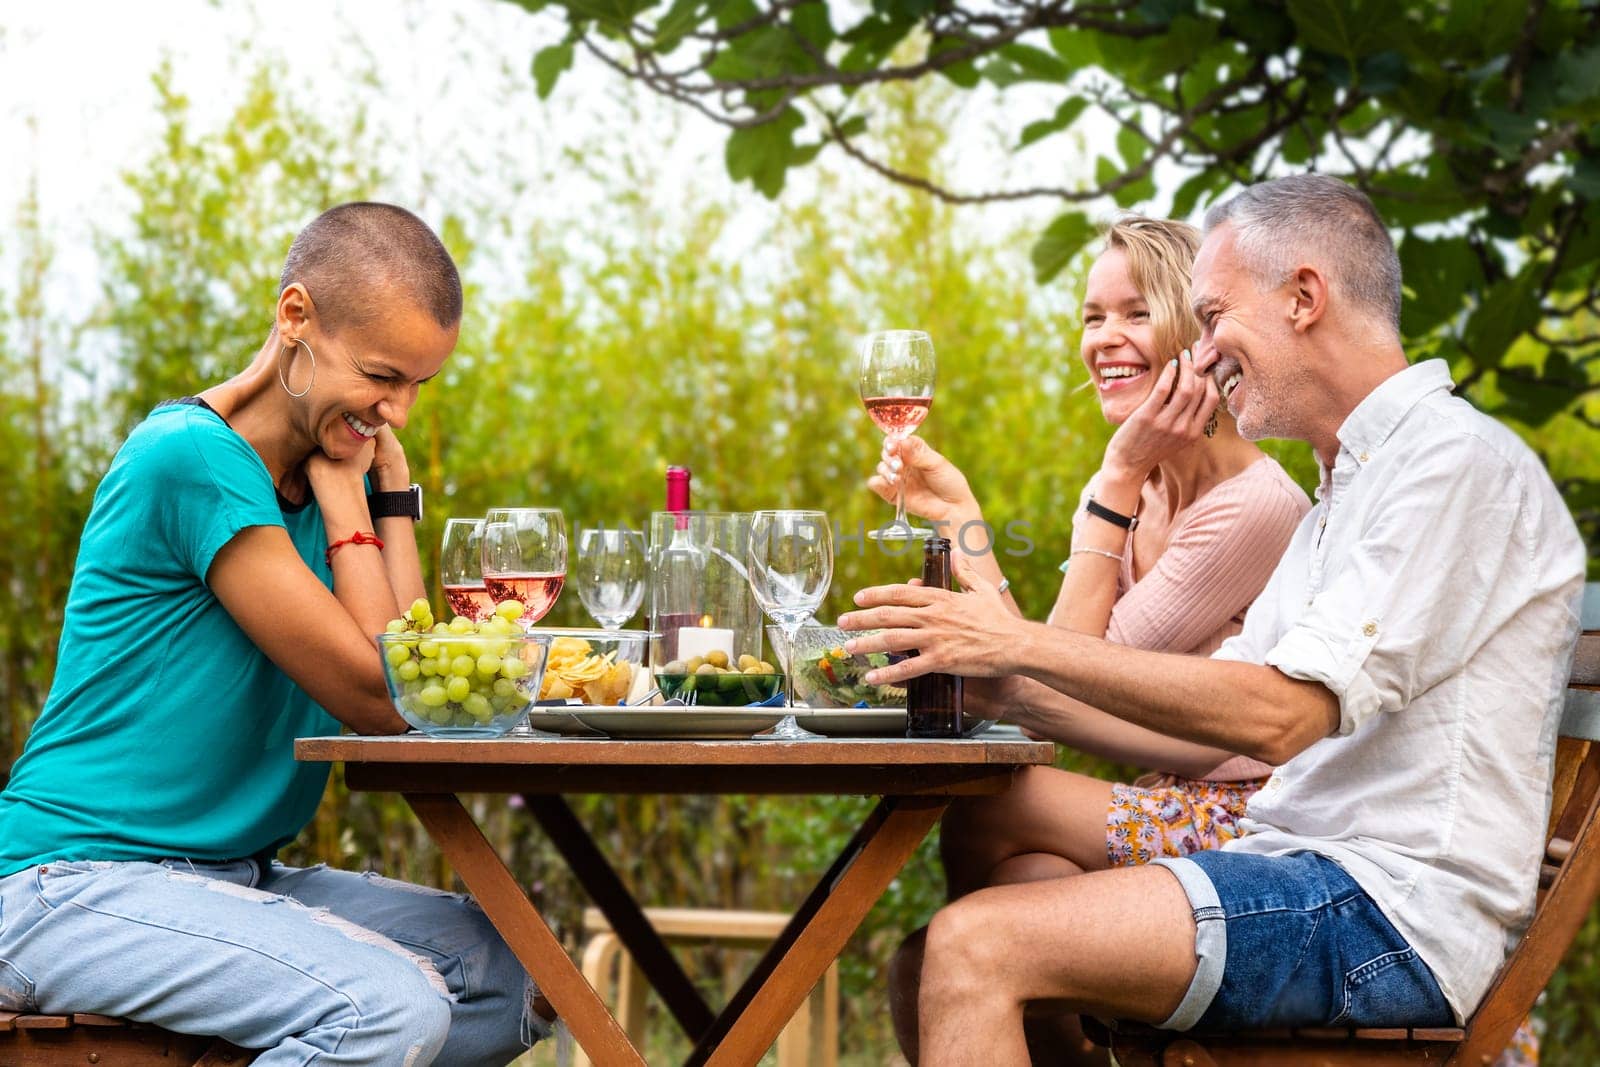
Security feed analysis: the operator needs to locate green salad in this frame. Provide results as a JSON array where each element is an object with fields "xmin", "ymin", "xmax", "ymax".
[{"xmin": 795, "ymin": 645, "xmax": 908, "ymax": 707}]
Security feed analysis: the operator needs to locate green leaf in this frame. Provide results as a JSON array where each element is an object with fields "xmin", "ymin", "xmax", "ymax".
[
  {"xmin": 1463, "ymin": 267, "xmax": 1542, "ymax": 366},
  {"xmin": 1116, "ymin": 124, "xmax": 1150, "ymax": 168},
  {"xmin": 1031, "ymin": 211, "xmax": 1097, "ymax": 282},
  {"xmin": 724, "ymin": 106, "xmax": 805, "ymax": 198},
  {"xmin": 1018, "ymin": 97, "xmax": 1089, "ymax": 149},
  {"xmin": 652, "ymin": 0, "xmax": 704, "ymax": 50},
  {"xmin": 1285, "ymin": 0, "xmax": 1404, "ymax": 60},
  {"xmin": 532, "ymin": 43, "xmax": 575, "ymax": 98},
  {"xmin": 1398, "ymin": 234, "xmax": 1480, "ymax": 337},
  {"xmin": 838, "ymin": 16, "xmax": 908, "ymax": 73},
  {"xmin": 1094, "ymin": 155, "xmax": 1118, "ymax": 188},
  {"xmin": 1046, "ymin": 27, "xmax": 1100, "ymax": 70},
  {"xmin": 1170, "ymin": 169, "xmax": 1227, "ymax": 220},
  {"xmin": 1356, "ymin": 51, "xmax": 1407, "ymax": 95},
  {"xmin": 999, "ymin": 43, "xmax": 1069, "ymax": 82},
  {"xmin": 791, "ymin": 2, "xmax": 834, "ymax": 49}
]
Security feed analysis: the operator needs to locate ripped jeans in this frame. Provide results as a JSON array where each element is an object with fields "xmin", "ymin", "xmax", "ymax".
[{"xmin": 0, "ymin": 858, "xmax": 549, "ymax": 1066}]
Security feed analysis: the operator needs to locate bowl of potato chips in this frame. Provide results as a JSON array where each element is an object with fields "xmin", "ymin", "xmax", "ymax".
[{"xmin": 526, "ymin": 628, "xmax": 652, "ymax": 706}]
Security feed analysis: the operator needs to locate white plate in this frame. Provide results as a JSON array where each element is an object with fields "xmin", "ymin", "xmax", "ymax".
[
  {"xmin": 790, "ymin": 708, "xmax": 907, "ymax": 737},
  {"xmin": 522, "ymin": 708, "xmax": 606, "ymax": 737},
  {"xmin": 572, "ymin": 708, "xmax": 787, "ymax": 740}
]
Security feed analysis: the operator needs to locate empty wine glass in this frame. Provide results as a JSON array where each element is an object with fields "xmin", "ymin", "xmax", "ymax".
[
  {"xmin": 481, "ymin": 508, "xmax": 567, "ymax": 628},
  {"xmin": 859, "ymin": 329, "xmax": 936, "ymax": 541},
  {"xmin": 440, "ymin": 518, "xmax": 493, "ymax": 621},
  {"xmin": 747, "ymin": 509, "xmax": 833, "ymax": 740},
  {"xmin": 575, "ymin": 524, "xmax": 646, "ymax": 630}
]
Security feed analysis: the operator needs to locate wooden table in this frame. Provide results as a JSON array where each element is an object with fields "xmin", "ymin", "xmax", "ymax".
[{"xmin": 295, "ymin": 733, "xmax": 1054, "ymax": 1066}]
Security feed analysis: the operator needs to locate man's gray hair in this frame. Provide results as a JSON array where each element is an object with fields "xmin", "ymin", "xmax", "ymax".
[{"xmin": 1203, "ymin": 174, "xmax": 1402, "ymax": 335}]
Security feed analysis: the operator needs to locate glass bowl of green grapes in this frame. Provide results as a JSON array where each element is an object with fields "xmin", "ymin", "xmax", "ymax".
[{"xmin": 378, "ymin": 598, "xmax": 550, "ymax": 738}]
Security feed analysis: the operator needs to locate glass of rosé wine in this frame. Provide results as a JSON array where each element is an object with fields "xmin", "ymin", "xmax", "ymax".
[
  {"xmin": 859, "ymin": 329, "xmax": 936, "ymax": 541},
  {"xmin": 441, "ymin": 517, "xmax": 494, "ymax": 621},
  {"xmin": 480, "ymin": 508, "xmax": 567, "ymax": 628}
]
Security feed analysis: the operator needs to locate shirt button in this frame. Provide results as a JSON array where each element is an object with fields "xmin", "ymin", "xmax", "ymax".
[
  {"xmin": 1358, "ymin": 451, "xmax": 1370, "ymax": 463},
  {"xmin": 1362, "ymin": 621, "xmax": 1378, "ymax": 637},
  {"xmin": 1267, "ymin": 776, "xmax": 1283, "ymax": 791}
]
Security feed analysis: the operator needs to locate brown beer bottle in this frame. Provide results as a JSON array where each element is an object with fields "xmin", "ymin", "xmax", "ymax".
[{"xmin": 906, "ymin": 537, "xmax": 965, "ymax": 738}]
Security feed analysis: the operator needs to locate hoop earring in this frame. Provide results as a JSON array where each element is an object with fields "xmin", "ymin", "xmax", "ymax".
[{"xmin": 278, "ymin": 337, "xmax": 316, "ymax": 398}]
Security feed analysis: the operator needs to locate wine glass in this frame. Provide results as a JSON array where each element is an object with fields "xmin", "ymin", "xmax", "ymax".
[
  {"xmin": 747, "ymin": 509, "xmax": 833, "ymax": 740},
  {"xmin": 440, "ymin": 518, "xmax": 494, "ymax": 622},
  {"xmin": 481, "ymin": 508, "xmax": 567, "ymax": 628},
  {"xmin": 575, "ymin": 524, "xmax": 646, "ymax": 630},
  {"xmin": 859, "ymin": 329, "xmax": 936, "ymax": 541}
]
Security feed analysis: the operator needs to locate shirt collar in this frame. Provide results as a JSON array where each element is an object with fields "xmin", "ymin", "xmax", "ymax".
[{"xmin": 1334, "ymin": 359, "xmax": 1454, "ymax": 466}]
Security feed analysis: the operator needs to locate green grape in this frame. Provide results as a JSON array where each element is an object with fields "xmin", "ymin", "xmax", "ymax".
[
  {"xmin": 448, "ymin": 616, "xmax": 474, "ymax": 635},
  {"xmin": 385, "ymin": 644, "xmax": 412, "ymax": 668},
  {"xmin": 427, "ymin": 706, "xmax": 453, "ymax": 725},
  {"xmin": 494, "ymin": 599, "xmax": 524, "ymax": 622},
  {"xmin": 419, "ymin": 685, "xmax": 448, "ymax": 707},
  {"xmin": 417, "ymin": 640, "xmax": 440, "ymax": 659},
  {"xmin": 446, "ymin": 676, "xmax": 471, "ymax": 703},
  {"xmin": 397, "ymin": 659, "xmax": 421, "ymax": 682},
  {"xmin": 493, "ymin": 678, "xmax": 516, "ymax": 698},
  {"xmin": 476, "ymin": 653, "xmax": 502, "ymax": 678},
  {"xmin": 464, "ymin": 693, "xmax": 492, "ymax": 720},
  {"xmin": 451, "ymin": 654, "xmax": 476, "ymax": 677},
  {"xmin": 432, "ymin": 622, "xmax": 450, "ymax": 634},
  {"xmin": 419, "ymin": 659, "xmax": 438, "ymax": 677},
  {"xmin": 501, "ymin": 656, "xmax": 529, "ymax": 680},
  {"xmin": 385, "ymin": 619, "xmax": 407, "ymax": 634}
]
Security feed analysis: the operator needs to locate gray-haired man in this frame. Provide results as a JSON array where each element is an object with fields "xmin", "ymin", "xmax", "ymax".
[{"xmin": 842, "ymin": 174, "xmax": 1586, "ymax": 1064}]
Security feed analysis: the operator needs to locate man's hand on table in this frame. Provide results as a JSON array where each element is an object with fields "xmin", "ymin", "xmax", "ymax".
[{"xmin": 841, "ymin": 556, "xmax": 1029, "ymax": 685}]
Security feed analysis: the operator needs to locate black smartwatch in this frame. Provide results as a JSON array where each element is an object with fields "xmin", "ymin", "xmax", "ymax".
[{"xmin": 368, "ymin": 484, "xmax": 423, "ymax": 521}]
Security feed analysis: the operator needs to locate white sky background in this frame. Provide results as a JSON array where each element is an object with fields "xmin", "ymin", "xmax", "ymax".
[{"xmin": 1, "ymin": 0, "xmax": 1114, "ymax": 338}]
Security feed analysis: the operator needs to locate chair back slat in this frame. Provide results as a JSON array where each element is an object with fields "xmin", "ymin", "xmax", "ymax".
[
  {"xmin": 1571, "ymin": 633, "xmax": 1600, "ymax": 693},
  {"xmin": 1454, "ymin": 743, "xmax": 1600, "ymax": 1064}
]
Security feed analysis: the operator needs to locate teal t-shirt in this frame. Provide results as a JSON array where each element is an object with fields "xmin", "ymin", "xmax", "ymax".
[{"xmin": 0, "ymin": 402, "xmax": 341, "ymax": 876}]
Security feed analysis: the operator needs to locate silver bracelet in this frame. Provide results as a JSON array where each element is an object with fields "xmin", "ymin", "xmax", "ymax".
[
  {"xmin": 1072, "ymin": 547, "xmax": 1124, "ymax": 563},
  {"xmin": 996, "ymin": 577, "xmax": 1011, "ymax": 595}
]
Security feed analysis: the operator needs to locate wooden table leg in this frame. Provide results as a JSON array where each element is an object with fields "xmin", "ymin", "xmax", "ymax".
[
  {"xmin": 688, "ymin": 796, "xmax": 949, "ymax": 1067},
  {"xmin": 404, "ymin": 792, "xmax": 646, "ymax": 1067},
  {"xmin": 524, "ymin": 793, "xmax": 716, "ymax": 1041}
]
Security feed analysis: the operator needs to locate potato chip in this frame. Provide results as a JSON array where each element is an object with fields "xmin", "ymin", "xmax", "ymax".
[
  {"xmin": 541, "ymin": 676, "xmax": 575, "ymax": 700},
  {"xmin": 586, "ymin": 661, "xmax": 634, "ymax": 705}
]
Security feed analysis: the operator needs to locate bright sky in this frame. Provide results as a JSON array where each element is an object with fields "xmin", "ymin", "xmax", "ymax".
[{"xmin": 1, "ymin": 0, "xmax": 1092, "ymax": 328}]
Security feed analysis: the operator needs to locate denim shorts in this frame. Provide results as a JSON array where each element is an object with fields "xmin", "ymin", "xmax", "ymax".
[{"xmin": 1151, "ymin": 849, "xmax": 1455, "ymax": 1031}]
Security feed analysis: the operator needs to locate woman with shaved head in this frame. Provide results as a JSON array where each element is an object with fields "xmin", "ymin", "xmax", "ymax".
[{"xmin": 0, "ymin": 204, "xmax": 544, "ymax": 1065}]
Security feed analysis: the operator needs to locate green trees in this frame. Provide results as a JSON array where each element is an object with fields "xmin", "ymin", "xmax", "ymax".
[{"xmin": 512, "ymin": 0, "xmax": 1600, "ymax": 564}]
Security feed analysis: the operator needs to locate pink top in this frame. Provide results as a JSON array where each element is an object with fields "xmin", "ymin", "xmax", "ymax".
[{"xmin": 1076, "ymin": 457, "xmax": 1310, "ymax": 780}]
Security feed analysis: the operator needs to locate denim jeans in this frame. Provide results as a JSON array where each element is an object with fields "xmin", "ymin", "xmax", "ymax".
[
  {"xmin": 1152, "ymin": 849, "xmax": 1456, "ymax": 1031},
  {"xmin": 0, "ymin": 857, "xmax": 548, "ymax": 1066}
]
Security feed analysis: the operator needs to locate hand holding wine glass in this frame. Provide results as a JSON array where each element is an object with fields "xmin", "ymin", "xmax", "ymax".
[
  {"xmin": 441, "ymin": 517, "xmax": 494, "ymax": 621},
  {"xmin": 481, "ymin": 508, "xmax": 567, "ymax": 628},
  {"xmin": 747, "ymin": 509, "xmax": 833, "ymax": 740},
  {"xmin": 859, "ymin": 330, "xmax": 936, "ymax": 541},
  {"xmin": 575, "ymin": 525, "xmax": 646, "ymax": 631},
  {"xmin": 867, "ymin": 436, "xmax": 980, "ymax": 528}
]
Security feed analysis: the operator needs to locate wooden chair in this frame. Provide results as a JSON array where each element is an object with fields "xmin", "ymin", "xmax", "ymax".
[
  {"xmin": 577, "ymin": 906, "xmax": 840, "ymax": 1067},
  {"xmin": 1094, "ymin": 583, "xmax": 1600, "ymax": 1067},
  {"xmin": 0, "ymin": 1012, "xmax": 256, "ymax": 1065}
]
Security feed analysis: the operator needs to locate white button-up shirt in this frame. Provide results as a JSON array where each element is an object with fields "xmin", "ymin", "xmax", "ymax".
[{"xmin": 1214, "ymin": 359, "xmax": 1587, "ymax": 1021}]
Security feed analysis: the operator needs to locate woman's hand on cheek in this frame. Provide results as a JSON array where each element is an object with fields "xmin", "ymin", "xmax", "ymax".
[
  {"xmin": 369, "ymin": 427, "xmax": 412, "ymax": 492},
  {"xmin": 1102, "ymin": 350, "xmax": 1212, "ymax": 484}
]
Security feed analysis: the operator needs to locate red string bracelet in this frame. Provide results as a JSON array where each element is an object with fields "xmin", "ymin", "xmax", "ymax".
[{"xmin": 325, "ymin": 530, "xmax": 385, "ymax": 567}]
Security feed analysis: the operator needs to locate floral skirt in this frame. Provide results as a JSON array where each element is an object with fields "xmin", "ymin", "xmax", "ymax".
[{"xmin": 1102, "ymin": 773, "xmax": 1539, "ymax": 1066}]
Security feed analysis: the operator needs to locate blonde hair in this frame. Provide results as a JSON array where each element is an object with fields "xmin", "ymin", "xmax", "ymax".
[{"xmin": 1101, "ymin": 215, "xmax": 1202, "ymax": 361}]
